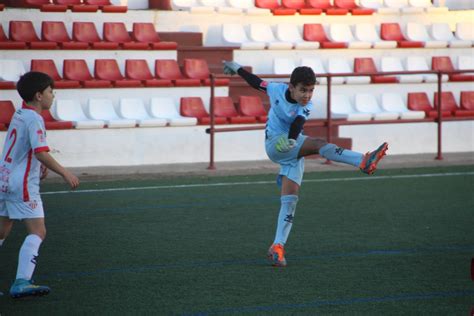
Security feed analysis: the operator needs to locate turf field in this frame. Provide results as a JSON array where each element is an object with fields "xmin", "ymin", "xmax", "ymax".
[{"xmin": 1, "ymin": 165, "xmax": 473, "ymax": 315}]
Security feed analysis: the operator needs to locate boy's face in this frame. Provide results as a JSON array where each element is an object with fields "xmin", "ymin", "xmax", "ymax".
[
  {"xmin": 36, "ymin": 86, "xmax": 54, "ymax": 110},
  {"xmin": 289, "ymin": 83, "xmax": 314, "ymax": 106}
]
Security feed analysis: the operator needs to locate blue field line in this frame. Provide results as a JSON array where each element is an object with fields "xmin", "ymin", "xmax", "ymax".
[
  {"xmin": 41, "ymin": 171, "xmax": 474, "ymax": 195},
  {"xmin": 37, "ymin": 244, "xmax": 474, "ymax": 280},
  {"xmin": 182, "ymin": 289, "xmax": 474, "ymax": 315}
]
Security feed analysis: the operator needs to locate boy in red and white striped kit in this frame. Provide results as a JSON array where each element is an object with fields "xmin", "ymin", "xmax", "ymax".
[{"xmin": 0, "ymin": 72, "xmax": 79, "ymax": 298}]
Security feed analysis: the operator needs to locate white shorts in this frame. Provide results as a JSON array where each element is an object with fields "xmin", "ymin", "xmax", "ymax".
[
  {"xmin": 0, "ymin": 198, "xmax": 44, "ymax": 220},
  {"xmin": 265, "ymin": 134, "xmax": 307, "ymax": 186}
]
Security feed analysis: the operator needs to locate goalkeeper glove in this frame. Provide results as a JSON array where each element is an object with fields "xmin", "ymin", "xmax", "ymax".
[
  {"xmin": 276, "ymin": 136, "xmax": 296, "ymax": 153},
  {"xmin": 223, "ymin": 60, "xmax": 242, "ymax": 76}
]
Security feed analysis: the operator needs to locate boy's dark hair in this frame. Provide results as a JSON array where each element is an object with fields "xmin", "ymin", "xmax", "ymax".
[
  {"xmin": 290, "ymin": 66, "xmax": 316, "ymax": 87},
  {"xmin": 16, "ymin": 71, "xmax": 54, "ymax": 102}
]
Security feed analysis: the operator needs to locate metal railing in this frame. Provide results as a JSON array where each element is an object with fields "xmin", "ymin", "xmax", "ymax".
[{"xmin": 206, "ymin": 69, "xmax": 474, "ymax": 170}]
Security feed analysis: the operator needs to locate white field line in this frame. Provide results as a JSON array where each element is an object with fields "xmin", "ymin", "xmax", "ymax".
[{"xmin": 41, "ymin": 171, "xmax": 474, "ymax": 195}]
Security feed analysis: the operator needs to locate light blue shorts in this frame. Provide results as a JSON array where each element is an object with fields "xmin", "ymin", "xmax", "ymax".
[{"xmin": 265, "ymin": 134, "xmax": 307, "ymax": 186}]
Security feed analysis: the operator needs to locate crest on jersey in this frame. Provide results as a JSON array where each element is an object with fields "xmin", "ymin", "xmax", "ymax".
[{"xmin": 36, "ymin": 129, "xmax": 46, "ymax": 143}]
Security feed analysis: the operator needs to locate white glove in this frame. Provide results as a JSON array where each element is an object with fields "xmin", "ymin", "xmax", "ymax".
[
  {"xmin": 223, "ymin": 60, "xmax": 241, "ymax": 75},
  {"xmin": 276, "ymin": 136, "xmax": 296, "ymax": 153}
]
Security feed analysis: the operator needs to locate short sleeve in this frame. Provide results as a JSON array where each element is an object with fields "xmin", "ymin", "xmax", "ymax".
[{"xmin": 28, "ymin": 119, "xmax": 49, "ymax": 154}]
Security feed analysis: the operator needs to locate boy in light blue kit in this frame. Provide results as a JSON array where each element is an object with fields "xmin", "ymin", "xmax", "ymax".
[{"xmin": 223, "ymin": 61, "xmax": 388, "ymax": 267}]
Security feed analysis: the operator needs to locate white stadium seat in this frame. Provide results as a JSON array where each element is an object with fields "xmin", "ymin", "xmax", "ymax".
[
  {"xmin": 405, "ymin": 23, "xmax": 448, "ymax": 48},
  {"xmin": 222, "ymin": 24, "xmax": 265, "ymax": 49},
  {"xmin": 300, "ymin": 58, "xmax": 327, "ymax": 85},
  {"xmin": 455, "ymin": 23, "xmax": 474, "ymax": 46},
  {"xmin": 329, "ymin": 24, "xmax": 371, "ymax": 49},
  {"xmin": 328, "ymin": 58, "xmax": 370, "ymax": 85},
  {"xmin": 406, "ymin": 0, "xmax": 448, "ymax": 13},
  {"xmin": 405, "ymin": 56, "xmax": 447, "ymax": 83},
  {"xmin": 150, "ymin": 97, "xmax": 197, "ymax": 126},
  {"xmin": 381, "ymin": 94, "xmax": 425, "ymax": 120},
  {"xmin": 0, "ymin": 59, "xmax": 26, "ymax": 82},
  {"xmin": 331, "ymin": 94, "xmax": 372, "ymax": 121},
  {"xmin": 355, "ymin": 94, "xmax": 399, "ymax": 120},
  {"xmin": 276, "ymin": 24, "xmax": 319, "ymax": 50},
  {"xmin": 54, "ymin": 99, "xmax": 105, "ymax": 129},
  {"xmin": 457, "ymin": 56, "xmax": 474, "ymax": 72},
  {"xmin": 227, "ymin": 0, "xmax": 271, "ymax": 15},
  {"xmin": 359, "ymin": 0, "xmax": 383, "ymax": 9},
  {"xmin": 171, "ymin": 0, "xmax": 198, "ymax": 10},
  {"xmin": 118, "ymin": 98, "xmax": 167, "ymax": 127},
  {"xmin": 354, "ymin": 23, "xmax": 397, "ymax": 49},
  {"xmin": 249, "ymin": 24, "xmax": 293, "ymax": 50},
  {"xmin": 431, "ymin": 23, "xmax": 471, "ymax": 48},
  {"xmin": 381, "ymin": 57, "xmax": 421, "ymax": 83},
  {"xmin": 86, "ymin": 99, "xmax": 136, "ymax": 128},
  {"xmin": 273, "ymin": 58, "xmax": 297, "ymax": 75}
]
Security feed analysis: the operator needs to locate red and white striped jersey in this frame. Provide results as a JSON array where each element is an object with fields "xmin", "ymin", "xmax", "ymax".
[{"xmin": 0, "ymin": 103, "xmax": 49, "ymax": 202}]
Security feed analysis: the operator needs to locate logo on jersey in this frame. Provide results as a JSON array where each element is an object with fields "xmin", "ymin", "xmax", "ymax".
[
  {"xmin": 303, "ymin": 108, "xmax": 311, "ymax": 117},
  {"xmin": 36, "ymin": 129, "xmax": 46, "ymax": 143}
]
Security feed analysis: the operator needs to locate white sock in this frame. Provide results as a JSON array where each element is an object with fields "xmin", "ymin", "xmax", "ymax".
[
  {"xmin": 273, "ymin": 195, "xmax": 298, "ymax": 246},
  {"xmin": 0, "ymin": 239, "xmax": 4, "ymax": 247},
  {"xmin": 16, "ymin": 234, "xmax": 42, "ymax": 280}
]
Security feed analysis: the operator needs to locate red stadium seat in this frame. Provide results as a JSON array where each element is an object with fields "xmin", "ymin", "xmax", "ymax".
[
  {"xmin": 354, "ymin": 58, "xmax": 399, "ymax": 84},
  {"xmin": 41, "ymin": 21, "xmax": 89, "ymax": 49},
  {"xmin": 213, "ymin": 97, "xmax": 257, "ymax": 124},
  {"xmin": 432, "ymin": 56, "xmax": 474, "ymax": 82},
  {"xmin": 303, "ymin": 24, "xmax": 347, "ymax": 48},
  {"xmin": 155, "ymin": 59, "xmax": 201, "ymax": 87},
  {"xmin": 307, "ymin": 0, "xmax": 347, "ymax": 15},
  {"xmin": 433, "ymin": 92, "xmax": 469, "ymax": 117},
  {"xmin": 0, "ymin": 24, "xmax": 27, "ymax": 49},
  {"xmin": 334, "ymin": 0, "xmax": 374, "ymax": 15},
  {"xmin": 0, "ymin": 100, "xmax": 16, "ymax": 131},
  {"xmin": 9, "ymin": 21, "xmax": 58, "ymax": 49},
  {"xmin": 183, "ymin": 59, "xmax": 229, "ymax": 86},
  {"xmin": 72, "ymin": 22, "xmax": 119, "ymax": 50},
  {"xmin": 125, "ymin": 59, "xmax": 172, "ymax": 87},
  {"xmin": 84, "ymin": 0, "xmax": 127, "ymax": 12},
  {"xmin": 381, "ymin": 23, "xmax": 424, "ymax": 48},
  {"xmin": 460, "ymin": 91, "xmax": 474, "ymax": 111},
  {"xmin": 0, "ymin": 4, "xmax": 4, "ymax": 11},
  {"xmin": 94, "ymin": 59, "xmax": 142, "ymax": 87},
  {"xmin": 23, "ymin": 0, "xmax": 68, "ymax": 11},
  {"xmin": 132, "ymin": 23, "xmax": 178, "ymax": 50},
  {"xmin": 41, "ymin": 110, "xmax": 74, "ymax": 129},
  {"xmin": 31, "ymin": 59, "xmax": 81, "ymax": 89},
  {"xmin": 255, "ymin": 0, "xmax": 296, "ymax": 15},
  {"xmin": 53, "ymin": 0, "xmax": 99, "ymax": 12},
  {"xmin": 63, "ymin": 59, "xmax": 113, "ymax": 88},
  {"xmin": 281, "ymin": 0, "xmax": 322, "ymax": 15},
  {"xmin": 408, "ymin": 92, "xmax": 449, "ymax": 118},
  {"xmin": 238, "ymin": 96, "xmax": 268, "ymax": 123},
  {"xmin": 103, "ymin": 22, "xmax": 149, "ymax": 50},
  {"xmin": 180, "ymin": 97, "xmax": 227, "ymax": 125}
]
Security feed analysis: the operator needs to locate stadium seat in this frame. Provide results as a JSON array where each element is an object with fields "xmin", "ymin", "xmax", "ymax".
[
  {"xmin": 24, "ymin": 0, "xmax": 68, "ymax": 11},
  {"xmin": 213, "ymin": 97, "xmax": 257, "ymax": 124},
  {"xmin": 155, "ymin": 59, "xmax": 201, "ymax": 87},
  {"xmin": 430, "ymin": 23, "xmax": 471, "ymax": 48},
  {"xmin": 222, "ymin": 24, "xmax": 266, "ymax": 50},
  {"xmin": 31, "ymin": 59, "xmax": 81, "ymax": 89},
  {"xmin": 329, "ymin": 24, "xmax": 371, "ymax": 49},
  {"xmin": 41, "ymin": 21, "xmax": 89, "ymax": 49},
  {"xmin": 407, "ymin": 92, "xmax": 445, "ymax": 118},
  {"xmin": 280, "ymin": 0, "xmax": 321, "ymax": 15},
  {"xmin": 432, "ymin": 56, "xmax": 473, "ymax": 82},
  {"xmin": 195, "ymin": 0, "xmax": 228, "ymax": 14},
  {"xmin": 405, "ymin": 23, "xmax": 447, "ymax": 48},
  {"xmin": 381, "ymin": 93, "xmax": 425, "ymax": 119},
  {"xmin": 354, "ymin": 24, "xmax": 396, "ymax": 49},
  {"xmin": 433, "ymin": 92, "xmax": 460, "ymax": 116},
  {"xmin": 359, "ymin": 0, "xmax": 384, "ymax": 10},
  {"xmin": 334, "ymin": 0, "xmax": 375, "ymax": 15},
  {"xmin": 183, "ymin": 59, "xmax": 229, "ymax": 86},
  {"xmin": 273, "ymin": 58, "xmax": 297, "ymax": 75},
  {"xmin": 63, "ymin": 59, "xmax": 113, "ymax": 88},
  {"xmin": 455, "ymin": 23, "xmax": 474, "ymax": 46},
  {"xmin": 406, "ymin": 56, "xmax": 444, "ymax": 83},
  {"xmin": 132, "ymin": 23, "xmax": 178, "ymax": 50},
  {"xmin": 380, "ymin": 23, "xmax": 424, "ymax": 48},
  {"xmin": 248, "ymin": 24, "xmax": 293, "ymax": 50},
  {"xmin": 9, "ymin": 21, "xmax": 58, "ymax": 49},
  {"xmin": 301, "ymin": 58, "xmax": 327, "ymax": 84},
  {"xmin": 84, "ymin": 0, "xmax": 127, "ymax": 12},
  {"xmin": 354, "ymin": 57, "xmax": 398, "ymax": 84},
  {"xmin": 460, "ymin": 91, "xmax": 474, "ymax": 115},
  {"xmin": 329, "ymin": 58, "xmax": 370, "ymax": 84},
  {"xmin": 53, "ymin": 0, "xmax": 99, "ymax": 12},
  {"xmin": 406, "ymin": 0, "xmax": 448, "ymax": 13},
  {"xmin": 255, "ymin": 0, "xmax": 296, "ymax": 15},
  {"xmin": 0, "ymin": 59, "xmax": 26, "ymax": 89},
  {"xmin": 125, "ymin": 59, "xmax": 172, "ymax": 87},
  {"xmin": 303, "ymin": 24, "xmax": 347, "ymax": 49},
  {"xmin": 103, "ymin": 23, "xmax": 149, "ymax": 50},
  {"xmin": 0, "ymin": 4, "xmax": 4, "ymax": 11},
  {"xmin": 381, "ymin": 57, "xmax": 422, "ymax": 83},
  {"xmin": 275, "ymin": 24, "xmax": 320, "ymax": 49},
  {"xmin": 94, "ymin": 59, "xmax": 142, "ymax": 87},
  {"xmin": 171, "ymin": 0, "xmax": 197, "ymax": 10},
  {"xmin": 307, "ymin": 0, "xmax": 347, "ymax": 15},
  {"xmin": 355, "ymin": 94, "xmax": 399, "ymax": 120},
  {"xmin": 383, "ymin": 0, "xmax": 407, "ymax": 11},
  {"xmin": 86, "ymin": 98, "xmax": 137, "ymax": 128},
  {"xmin": 118, "ymin": 98, "xmax": 167, "ymax": 127},
  {"xmin": 41, "ymin": 109, "xmax": 74, "ymax": 129},
  {"xmin": 0, "ymin": 25, "xmax": 27, "ymax": 49},
  {"xmin": 238, "ymin": 96, "xmax": 267, "ymax": 123},
  {"xmin": 149, "ymin": 97, "xmax": 197, "ymax": 126},
  {"xmin": 54, "ymin": 99, "xmax": 105, "ymax": 129},
  {"xmin": 180, "ymin": 97, "xmax": 227, "ymax": 125},
  {"xmin": 330, "ymin": 94, "xmax": 371, "ymax": 121},
  {"xmin": 227, "ymin": 0, "xmax": 271, "ymax": 15},
  {"xmin": 72, "ymin": 22, "xmax": 119, "ymax": 49},
  {"xmin": 456, "ymin": 56, "xmax": 474, "ymax": 81},
  {"xmin": 0, "ymin": 100, "xmax": 16, "ymax": 131}
]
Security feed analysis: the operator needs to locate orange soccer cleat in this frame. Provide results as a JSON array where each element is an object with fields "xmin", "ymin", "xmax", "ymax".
[
  {"xmin": 359, "ymin": 142, "xmax": 389, "ymax": 175},
  {"xmin": 267, "ymin": 243, "xmax": 287, "ymax": 267}
]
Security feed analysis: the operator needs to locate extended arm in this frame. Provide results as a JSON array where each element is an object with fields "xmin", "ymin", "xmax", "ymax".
[
  {"xmin": 223, "ymin": 61, "xmax": 267, "ymax": 92},
  {"xmin": 35, "ymin": 151, "xmax": 79, "ymax": 189}
]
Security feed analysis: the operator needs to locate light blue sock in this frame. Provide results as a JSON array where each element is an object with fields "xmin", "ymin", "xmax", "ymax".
[
  {"xmin": 319, "ymin": 143, "xmax": 363, "ymax": 167},
  {"xmin": 273, "ymin": 195, "xmax": 298, "ymax": 246}
]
